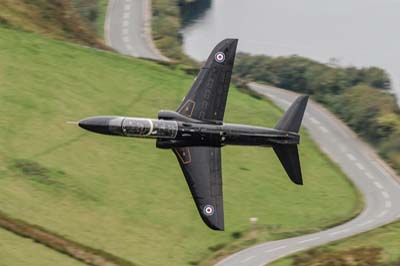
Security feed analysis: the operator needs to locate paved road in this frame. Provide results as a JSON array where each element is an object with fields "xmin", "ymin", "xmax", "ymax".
[
  {"xmin": 105, "ymin": 0, "xmax": 167, "ymax": 61},
  {"xmin": 217, "ymin": 83, "xmax": 400, "ymax": 266},
  {"xmin": 104, "ymin": 2, "xmax": 400, "ymax": 266}
]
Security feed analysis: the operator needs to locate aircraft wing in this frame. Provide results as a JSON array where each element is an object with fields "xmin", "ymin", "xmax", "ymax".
[
  {"xmin": 173, "ymin": 146, "xmax": 224, "ymax": 230},
  {"xmin": 177, "ymin": 39, "xmax": 238, "ymax": 123}
]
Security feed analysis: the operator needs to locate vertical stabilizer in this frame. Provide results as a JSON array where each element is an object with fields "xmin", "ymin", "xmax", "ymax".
[
  {"xmin": 273, "ymin": 95, "xmax": 308, "ymax": 185},
  {"xmin": 275, "ymin": 95, "xmax": 309, "ymax": 133}
]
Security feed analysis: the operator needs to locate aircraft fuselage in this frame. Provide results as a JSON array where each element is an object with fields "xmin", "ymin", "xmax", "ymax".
[{"xmin": 78, "ymin": 113, "xmax": 300, "ymax": 149}]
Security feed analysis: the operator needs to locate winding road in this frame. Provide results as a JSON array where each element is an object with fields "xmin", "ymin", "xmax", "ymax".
[
  {"xmin": 105, "ymin": 0, "xmax": 167, "ymax": 61},
  {"xmin": 104, "ymin": 1, "xmax": 400, "ymax": 265},
  {"xmin": 217, "ymin": 83, "xmax": 400, "ymax": 266}
]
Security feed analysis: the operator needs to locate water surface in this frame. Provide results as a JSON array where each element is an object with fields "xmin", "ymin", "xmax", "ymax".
[{"xmin": 182, "ymin": 0, "xmax": 400, "ymax": 102}]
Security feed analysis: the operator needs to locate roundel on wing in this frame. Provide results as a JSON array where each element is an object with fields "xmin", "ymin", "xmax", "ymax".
[
  {"xmin": 214, "ymin": 52, "xmax": 225, "ymax": 63},
  {"xmin": 203, "ymin": 204, "xmax": 215, "ymax": 216}
]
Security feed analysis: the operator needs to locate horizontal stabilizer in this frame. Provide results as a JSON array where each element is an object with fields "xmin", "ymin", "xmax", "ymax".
[
  {"xmin": 275, "ymin": 95, "xmax": 308, "ymax": 133},
  {"xmin": 273, "ymin": 144, "xmax": 303, "ymax": 185}
]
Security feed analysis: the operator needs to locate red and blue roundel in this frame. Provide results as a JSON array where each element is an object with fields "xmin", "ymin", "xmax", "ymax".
[
  {"xmin": 214, "ymin": 52, "xmax": 225, "ymax": 63},
  {"xmin": 203, "ymin": 205, "xmax": 215, "ymax": 216}
]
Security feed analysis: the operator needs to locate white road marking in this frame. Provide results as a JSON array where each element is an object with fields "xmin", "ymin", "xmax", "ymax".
[
  {"xmin": 297, "ymin": 237, "xmax": 320, "ymax": 244},
  {"xmin": 309, "ymin": 117, "xmax": 321, "ymax": 125},
  {"xmin": 241, "ymin": 255, "xmax": 255, "ymax": 263},
  {"xmin": 385, "ymin": 200, "xmax": 392, "ymax": 208},
  {"xmin": 124, "ymin": 4, "xmax": 131, "ymax": 11},
  {"xmin": 377, "ymin": 210, "xmax": 388, "ymax": 218},
  {"xmin": 372, "ymin": 161, "xmax": 400, "ymax": 189},
  {"xmin": 365, "ymin": 172, "xmax": 375, "ymax": 180},
  {"xmin": 123, "ymin": 20, "xmax": 129, "ymax": 27},
  {"xmin": 356, "ymin": 162, "xmax": 365, "ymax": 170},
  {"xmin": 319, "ymin": 126, "xmax": 329, "ymax": 133},
  {"xmin": 291, "ymin": 247, "xmax": 305, "ymax": 253},
  {"xmin": 265, "ymin": 245, "xmax": 287, "ymax": 253},
  {"xmin": 374, "ymin": 181, "xmax": 383, "ymax": 190},
  {"xmin": 382, "ymin": 191, "xmax": 390, "ymax": 199},
  {"xmin": 346, "ymin": 153, "xmax": 357, "ymax": 161},
  {"xmin": 123, "ymin": 12, "xmax": 130, "ymax": 19},
  {"xmin": 358, "ymin": 220, "xmax": 374, "ymax": 227},
  {"xmin": 329, "ymin": 229, "xmax": 349, "ymax": 236},
  {"xmin": 122, "ymin": 28, "xmax": 129, "ymax": 35}
]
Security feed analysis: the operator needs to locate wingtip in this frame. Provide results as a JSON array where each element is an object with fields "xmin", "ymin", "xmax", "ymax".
[
  {"xmin": 216, "ymin": 38, "xmax": 238, "ymax": 51},
  {"xmin": 200, "ymin": 208, "xmax": 225, "ymax": 231},
  {"xmin": 299, "ymin": 95, "xmax": 309, "ymax": 106},
  {"xmin": 295, "ymin": 180, "xmax": 304, "ymax": 186},
  {"xmin": 207, "ymin": 223, "xmax": 225, "ymax": 231},
  {"xmin": 226, "ymin": 38, "xmax": 238, "ymax": 43},
  {"xmin": 202, "ymin": 215, "xmax": 225, "ymax": 231},
  {"xmin": 289, "ymin": 176, "xmax": 303, "ymax": 186},
  {"xmin": 296, "ymin": 95, "xmax": 309, "ymax": 102},
  {"xmin": 222, "ymin": 38, "xmax": 238, "ymax": 42}
]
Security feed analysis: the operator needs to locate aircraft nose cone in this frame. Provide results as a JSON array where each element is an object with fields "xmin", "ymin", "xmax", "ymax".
[{"xmin": 79, "ymin": 116, "xmax": 119, "ymax": 135}]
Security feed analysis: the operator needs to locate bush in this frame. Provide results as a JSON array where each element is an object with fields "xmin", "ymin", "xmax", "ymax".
[
  {"xmin": 234, "ymin": 53, "xmax": 391, "ymax": 93},
  {"xmin": 293, "ymin": 247, "xmax": 383, "ymax": 266}
]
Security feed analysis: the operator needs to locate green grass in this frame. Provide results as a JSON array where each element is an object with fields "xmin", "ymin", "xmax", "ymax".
[
  {"xmin": 271, "ymin": 220, "xmax": 400, "ymax": 266},
  {"xmin": 0, "ymin": 27, "xmax": 361, "ymax": 266},
  {"xmin": 0, "ymin": 227, "xmax": 84, "ymax": 266}
]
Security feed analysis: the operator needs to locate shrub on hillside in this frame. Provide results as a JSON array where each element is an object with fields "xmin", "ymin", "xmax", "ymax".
[
  {"xmin": 234, "ymin": 53, "xmax": 391, "ymax": 95},
  {"xmin": 0, "ymin": 0, "xmax": 106, "ymax": 49},
  {"xmin": 292, "ymin": 247, "xmax": 383, "ymax": 266}
]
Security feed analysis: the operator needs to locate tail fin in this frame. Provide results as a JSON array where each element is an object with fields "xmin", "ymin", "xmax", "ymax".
[
  {"xmin": 273, "ymin": 145, "xmax": 303, "ymax": 185},
  {"xmin": 275, "ymin": 95, "xmax": 309, "ymax": 133},
  {"xmin": 273, "ymin": 95, "xmax": 309, "ymax": 185}
]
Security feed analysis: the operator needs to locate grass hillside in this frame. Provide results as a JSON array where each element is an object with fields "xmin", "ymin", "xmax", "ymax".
[
  {"xmin": 0, "ymin": 0, "xmax": 106, "ymax": 48},
  {"xmin": 0, "ymin": 228, "xmax": 84, "ymax": 266},
  {"xmin": 0, "ymin": 27, "xmax": 361, "ymax": 266}
]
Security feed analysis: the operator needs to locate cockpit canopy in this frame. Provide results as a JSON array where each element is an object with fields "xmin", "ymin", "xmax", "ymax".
[
  {"xmin": 121, "ymin": 118, "xmax": 177, "ymax": 139},
  {"xmin": 122, "ymin": 118, "xmax": 151, "ymax": 136}
]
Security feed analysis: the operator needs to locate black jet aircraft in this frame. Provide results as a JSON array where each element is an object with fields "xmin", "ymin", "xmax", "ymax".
[{"xmin": 78, "ymin": 39, "xmax": 308, "ymax": 231}]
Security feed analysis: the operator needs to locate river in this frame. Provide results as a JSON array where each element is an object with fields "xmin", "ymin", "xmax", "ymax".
[{"xmin": 181, "ymin": 0, "xmax": 400, "ymax": 103}]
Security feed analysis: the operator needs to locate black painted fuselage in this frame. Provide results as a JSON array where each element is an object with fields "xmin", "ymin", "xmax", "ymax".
[{"xmin": 78, "ymin": 111, "xmax": 299, "ymax": 149}]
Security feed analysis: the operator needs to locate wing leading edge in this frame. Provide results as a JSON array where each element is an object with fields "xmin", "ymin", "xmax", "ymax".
[
  {"xmin": 177, "ymin": 39, "xmax": 238, "ymax": 123},
  {"xmin": 173, "ymin": 147, "xmax": 224, "ymax": 230}
]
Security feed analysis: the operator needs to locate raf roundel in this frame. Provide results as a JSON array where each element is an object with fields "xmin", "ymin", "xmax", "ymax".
[
  {"xmin": 203, "ymin": 205, "xmax": 215, "ymax": 216},
  {"xmin": 214, "ymin": 52, "xmax": 225, "ymax": 63}
]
